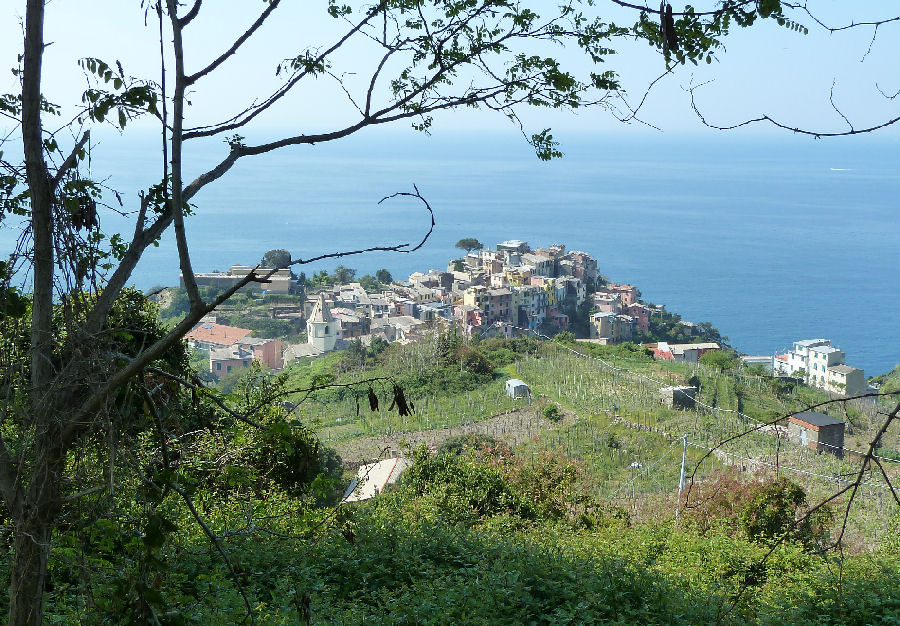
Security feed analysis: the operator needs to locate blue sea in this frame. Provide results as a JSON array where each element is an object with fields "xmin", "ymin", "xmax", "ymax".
[{"xmin": 5, "ymin": 128, "xmax": 900, "ymax": 375}]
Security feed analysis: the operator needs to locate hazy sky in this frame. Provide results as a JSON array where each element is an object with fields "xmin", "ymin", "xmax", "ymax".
[{"xmin": 1, "ymin": 1, "xmax": 898, "ymax": 142}]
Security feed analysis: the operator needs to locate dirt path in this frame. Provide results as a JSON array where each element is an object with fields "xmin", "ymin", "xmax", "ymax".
[{"xmin": 334, "ymin": 406, "xmax": 574, "ymax": 464}]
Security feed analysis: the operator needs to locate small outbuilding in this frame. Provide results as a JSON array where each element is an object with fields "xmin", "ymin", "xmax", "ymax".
[
  {"xmin": 505, "ymin": 378, "xmax": 531, "ymax": 398},
  {"xmin": 659, "ymin": 386, "xmax": 698, "ymax": 409},
  {"xmin": 788, "ymin": 411, "xmax": 844, "ymax": 458}
]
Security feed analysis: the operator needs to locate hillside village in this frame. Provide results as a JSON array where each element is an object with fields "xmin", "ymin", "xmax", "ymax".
[{"xmin": 179, "ymin": 238, "xmax": 867, "ymax": 399}]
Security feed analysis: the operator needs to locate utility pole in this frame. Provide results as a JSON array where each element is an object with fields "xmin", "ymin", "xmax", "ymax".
[{"xmin": 676, "ymin": 434, "xmax": 688, "ymax": 519}]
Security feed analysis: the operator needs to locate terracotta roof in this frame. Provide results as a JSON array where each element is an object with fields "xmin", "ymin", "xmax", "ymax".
[{"xmin": 186, "ymin": 323, "xmax": 251, "ymax": 347}]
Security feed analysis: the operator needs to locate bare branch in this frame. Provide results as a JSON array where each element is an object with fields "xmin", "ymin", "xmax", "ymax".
[
  {"xmin": 609, "ymin": 0, "xmax": 754, "ymax": 18},
  {"xmin": 178, "ymin": 0, "xmax": 202, "ymax": 27},
  {"xmin": 185, "ymin": 0, "xmax": 281, "ymax": 85},
  {"xmin": 165, "ymin": 0, "xmax": 202, "ymax": 310},
  {"xmin": 83, "ymin": 198, "xmax": 173, "ymax": 337},
  {"xmin": 50, "ymin": 131, "xmax": 89, "ymax": 187},
  {"xmin": 829, "ymin": 80, "xmax": 853, "ymax": 132},
  {"xmin": 689, "ymin": 80, "xmax": 900, "ymax": 137},
  {"xmin": 182, "ymin": 6, "xmax": 382, "ymax": 140},
  {"xmin": 781, "ymin": 2, "xmax": 900, "ymax": 33},
  {"xmin": 871, "ymin": 456, "xmax": 900, "ymax": 506}
]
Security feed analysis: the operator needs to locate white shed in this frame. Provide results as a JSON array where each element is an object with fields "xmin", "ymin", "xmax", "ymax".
[{"xmin": 505, "ymin": 379, "xmax": 530, "ymax": 398}]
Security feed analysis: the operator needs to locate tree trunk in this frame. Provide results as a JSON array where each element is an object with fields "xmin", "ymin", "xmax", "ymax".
[
  {"xmin": 7, "ymin": 441, "xmax": 64, "ymax": 626},
  {"xmin": 23, "ymin": 0, "xmax": 55, "ymax": 401},
  {"xmin": 8, "ymin": 515, "xmax": 52, "ymax": 626}
]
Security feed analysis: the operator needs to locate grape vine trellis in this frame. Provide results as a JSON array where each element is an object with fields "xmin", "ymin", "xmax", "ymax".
[{"xmin": 515, "ymin": 348, "xmax": 897, "ymax": 539}]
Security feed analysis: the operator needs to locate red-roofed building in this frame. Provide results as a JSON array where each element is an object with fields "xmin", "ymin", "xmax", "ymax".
[
  {"xmin": 788, "ymin": 411, "xmax": 844, "ymax": 458},
  {"xmin": 186, "ymin": 323, "xmax": 252, "ymax": 353}
]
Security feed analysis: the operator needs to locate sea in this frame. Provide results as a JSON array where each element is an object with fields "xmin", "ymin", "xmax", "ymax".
[{"xmin": 4, "ymin": 128, "xmax": 900, "ymax": 375}]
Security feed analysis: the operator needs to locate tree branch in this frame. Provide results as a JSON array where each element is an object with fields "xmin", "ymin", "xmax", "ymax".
[
  {"xmin": 185, "ymin": 0, "xmax": 281, "ymax": 85},
  {"xmin": 50, "ymin": 131, "xmax": 89, "ymax": 187},
  {"xmin": 165, "ymin": 0, "xmax": 202, "ymax": 310},
  {"xmin": 182, "ymin": 6, "xmax": 382, "ymax": 140},
  {"xmin": 178, "ymin": 0, "xmax": 202, "ymax": 27},
  {"xmin": 689, "ymin": 80, "xmax": 900, "ymax": 137}
]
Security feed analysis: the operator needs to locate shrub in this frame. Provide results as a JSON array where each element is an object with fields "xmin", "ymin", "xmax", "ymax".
[
  {"xmin": 543, "ymin": 404, "xmax": 561, "ymax": 421},
  {"xmin": 682, "ymin": 473, "xmax": 832, "ymax": 552},
  {"xmin": 700, "ymin": 349, "xmax": 739, "ymax": 371},
  {"xmin": 437, "ymin": 433, "xmax": 502, "ymax": 457}
]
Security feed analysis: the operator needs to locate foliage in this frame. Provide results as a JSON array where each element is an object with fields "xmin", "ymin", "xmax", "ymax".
[
  {"xmin": 332, "ymin": 264, "xmax": 356, "ymax": 285},
  {"xmin": 375, "ymin": 268, "xmax": 393, "ymax": 285},
  {"xmin": 543, "ymin": 403, "xmax": 561, "ymax": 421},
  {"xmin": 260, "ymin": 248, "xmax": 292, "ymax": 269},
  {"xmin": 402, "ymin": 445, "xmax": 529, "ymax": 524},
  {"xmin": 870, "ymin": 365, "xmax": 900, "ymax": 410},
  {"xmin": 682, "ymin": 473, "xmax": 833, "ymax": 552},
  {"xmin": 239, "ymin": 316, "xmax": 298, "ymax": 339},
  {"xmin": 437, "ymin": 433, "xmax": 501, "ymax": 456},
  {"xmin": 635, "ymin": 307, "xmax": 727, "ymax": 345},
  {"xmin": 358, "ymin": 274, "xmax": 380, "ymax": 292},
  {"xmin": 700, "ymin": 349, "xmax": 740, "ymax": 371},
  {"xmin": 739, "ymin": 477, "xmax": 833, "ymax": 551},
  {"xmin": 454, "ymin": 237, "xmax": 484, "ymax": 253},
  {"xmin": 338, "ymin": 336, "xmax": 390, "ymax": 371},
  {"xmin": 564, "ymin": 299, "xmax": 593, "ymax": 338}
]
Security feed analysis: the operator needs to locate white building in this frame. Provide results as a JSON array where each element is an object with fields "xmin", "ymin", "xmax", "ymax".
[
  {"xmin": 779, "ymin": 339, "xmax": 833, "ymax": 377},
  {"xmin": 808, "ymin": 344, "xmax": 846, "ymax": 386},
  {"xmin": 307, "ymin": 293, "xmax": 337, "ymax": 353},
  {"xmin": 774, "ymin": 338, "xmax": 864, "ymax": 397}
]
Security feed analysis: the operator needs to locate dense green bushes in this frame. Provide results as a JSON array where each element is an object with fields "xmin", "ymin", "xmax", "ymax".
[
  {"xmin": 20, "ymin": 332, "xmax": 896, "ymax": 623},
  {"xmin": 21, "ymin": 430, "xmax": 900, "ymax": 624}
]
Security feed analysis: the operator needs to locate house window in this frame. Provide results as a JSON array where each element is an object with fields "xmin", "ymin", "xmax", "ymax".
[
  {"xmin": 226, "ymin": 365, "xmax": 232, "ymax": 373},
  {"xmin": 243, "ymin": 360, "xmax": 250, "ymax": 367},
  {"xmin": 324, "ymin": 326, "xmax": 330, "ymax": 334},
  {"xmin": 216, "ymin": 362, "xmax": 222, "ymax": 371}
]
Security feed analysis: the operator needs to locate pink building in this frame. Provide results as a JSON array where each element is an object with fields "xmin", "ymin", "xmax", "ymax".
[
  {"xmin": 624, "ymin": 303, "xmax": 650, "ymax": 331},
  {"xmin": 453, "ymin": 304, "xmax": 484, "ymax": 337}
]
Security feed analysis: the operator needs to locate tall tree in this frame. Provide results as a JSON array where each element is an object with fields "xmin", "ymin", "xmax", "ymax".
[
  {"xmin": 455, "ymin": 238, "xmax": 484, "ymax": 254},
  {"xmin": 332, "ymin": 264, "xmax": 357, "ymax": 284},
  {"xmin": 2, "ymin": 0, "xmax": 897, "ymax": 623},
  {"xmin": 260, "ymin": 249, "xmax": 292, "ymax": 269},
  {"xmin": 375, "ymin": 268, "xmax": 393, "ymax": 285}
]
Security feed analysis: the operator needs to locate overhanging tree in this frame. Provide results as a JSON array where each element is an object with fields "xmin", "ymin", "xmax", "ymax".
[{"xmin": 2, "ymin": 0, "xmax": 899, "ymax": 623}]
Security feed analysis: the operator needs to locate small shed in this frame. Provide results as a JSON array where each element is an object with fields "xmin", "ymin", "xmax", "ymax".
[
  {"xmin": 659, "ymin": 386, "xmax": 697, "ymax": 409},
  {"xmin": 788, "ymin": 411, "xmax": 844, "ymax": 458},
  {"xmin": 505, "ymin": 378, "xmax": 531, "ymax": 398}
]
